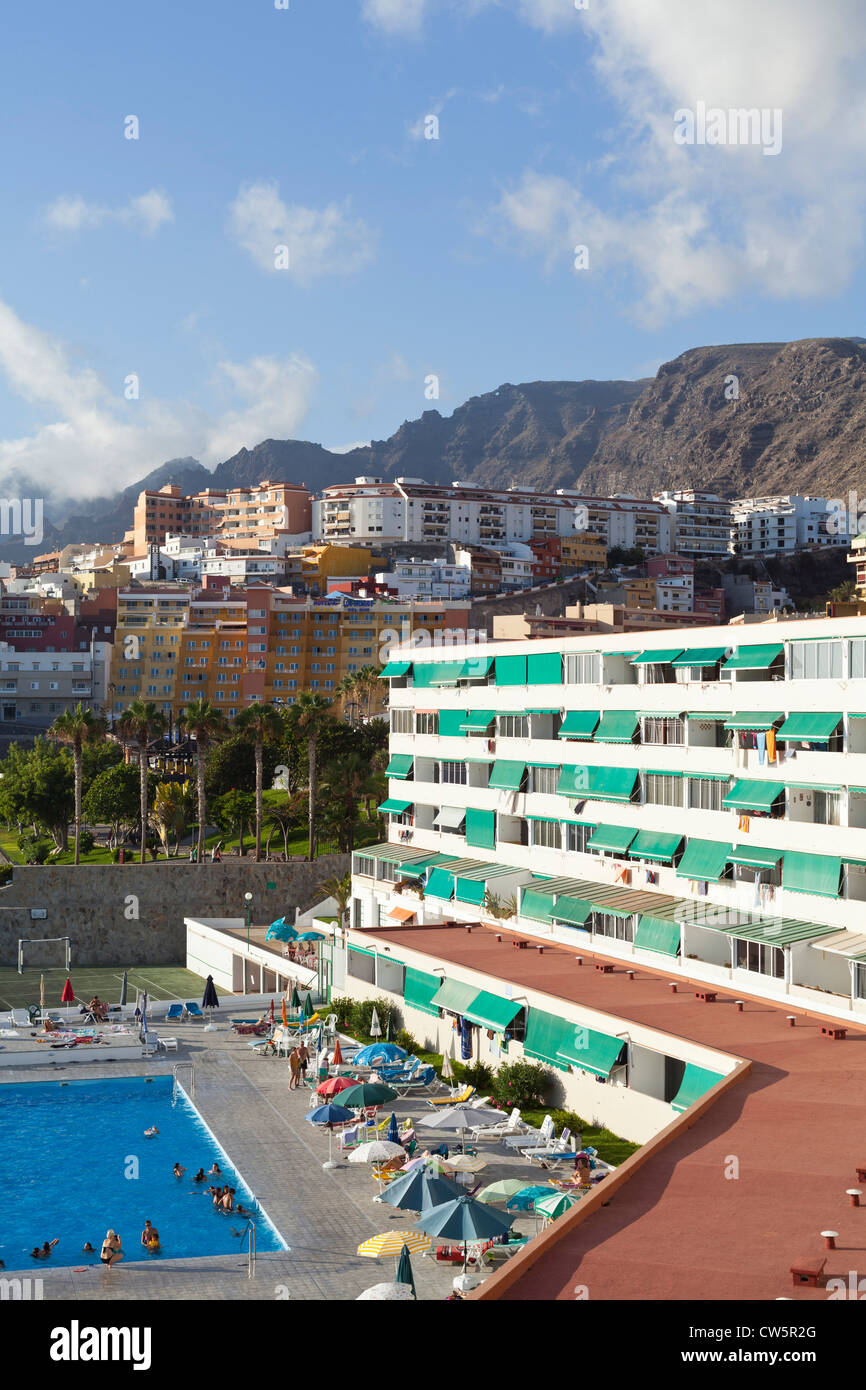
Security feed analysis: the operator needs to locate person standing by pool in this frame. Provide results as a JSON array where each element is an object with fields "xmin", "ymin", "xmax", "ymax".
[
  {"xmin": 140, "ymin": 1220, "xmax": 160, "ymax": 1253},
  {"xmin": 297, "ymin": 1041, "xmax": 310, "ymax": 1084},
  {"xmin": 288, "ymin": 1046, "xmax": 301, "ymax": 1090},
  {"xmin": 101, "ymin": 1230, "xmax": 123, "ymax": 1269}
]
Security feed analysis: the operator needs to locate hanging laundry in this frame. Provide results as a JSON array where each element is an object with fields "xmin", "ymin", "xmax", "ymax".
[
  {"xmin": 756, "ymin": 731, "xmax": 766, "ymax": 766},
  {"xmin": 766, "ymin": 728, "xmax": 776, "ymax": 763},
  {"xmin": 698, "ymin": 880, "xmax": 708, "ymax": 896}
]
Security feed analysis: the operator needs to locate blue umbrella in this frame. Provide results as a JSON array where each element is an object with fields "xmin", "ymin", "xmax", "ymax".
[
  {"xmin": 266, "ymin": 919, "xmax": 299, "ymax": 943},
  {"xmin": 380, "ymin": 1167, "xmax": 462, "ymax": 1214},
  {"xmin": 354, "ymin": 1043, "xmax": 406, "ymax": 1066},
  {"xmin": 506, "ymin": 1185, "xmax": 555, "ymax": 1212},
  {"xmin": 307, "ymin": 1103, "xmax": 354, "ymax": 1169},
  {"xmin": 386, "ymin": 1113, "xmax": 399, "ymax": 1145},
  {"xmin": 296, "ymin": 931, "xmax": 325, "ymax": 942},
  {"xmin": 395, "ymin": 1243, "xmax": 417, "ymax": 1299},
  {"xmin": 414, "ymin": 1194, "xmax": 513, "ymax": 1273},
  {"xmin": 201, "ymin": 976, "xmax": 219, "ymax": 1012}
]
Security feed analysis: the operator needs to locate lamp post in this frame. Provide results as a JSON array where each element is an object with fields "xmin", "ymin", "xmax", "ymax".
[{"xmin": 245, "ymin": 891, "xmax": 253, "ymax": 951}]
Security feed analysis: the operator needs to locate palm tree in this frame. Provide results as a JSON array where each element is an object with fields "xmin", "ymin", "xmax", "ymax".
[
  {"xmin": 48, "ymin": 704, "xmax": 106, "ymax": 864},
  {"xmin": 322, "ymin": 752, "xmax": 382, "ymax": 853},
  {"xmin": 335, "ymin": 673, "xmax": 358, "ymax": 725},
  {"xmin": 355, "ymin": 665, "xmax": 380, "ymax": 721},
  {"xmin": 116, "ymin": 700, "xmax": 166, "ymax": 863},
  {"xmin": 151, "ymin": 778, "xmax": 194, "ymax": 857},
  {"xmin": 288, "ymin": 692, "xmax": 333, "ymax": 861},
  {"xmin": 317, "ymin": 871, "xmax": 352, "ymax": 929},
  {"xmin": 233, "ymin": 702, "xmax": 284, "ymax": 861},
  {"xmin": 179, "ymin": 699, "xmax": 229, "ymax": 864}
]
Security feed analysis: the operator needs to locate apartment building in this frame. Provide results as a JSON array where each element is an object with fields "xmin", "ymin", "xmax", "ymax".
[
  {"xmin": 315, "ymin": 478, "xmax": 674, "ymax": 553},
  {"xmin": 730, "ymin": 494, "xmax": 847, "ymax": 556},
  {"xmin": 129, "ymin": 480, "xmax": 311, "ymax": 552},
  {"xmin": 0, "ymin": 640, "xmax": 110, "ymax": 737},
  {"xmin": 354, "ymin": 615, "xmax": 866, "ymax": 1047},
  {"xmin": 560, "ymin": 532, "xmax": 607, "ymax": 571},
  {"xmin": 655, "ymin": 490, "xmax": 732, "ymax": 558},
  {"xmin": 375, "ymin": 559, "xmax": 471, "ymax": 600}
]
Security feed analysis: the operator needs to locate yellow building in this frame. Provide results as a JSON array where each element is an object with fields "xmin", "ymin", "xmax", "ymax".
[
  {"xmin": 299, "ymin": 544, "xmax": 386, "ymax": 595},
  {"xmin": 622, "ymin": 577, "xmax": 657, "ymax": 610},
  {"xmin": 561, "ymin": 534, "xmax": 607, "ymax": 571}
]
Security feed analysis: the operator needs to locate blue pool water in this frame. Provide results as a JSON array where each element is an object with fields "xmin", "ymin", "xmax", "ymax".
[{"xmin": 1, "ymin": 1076, "xmax": 286, "ymax": 1270}]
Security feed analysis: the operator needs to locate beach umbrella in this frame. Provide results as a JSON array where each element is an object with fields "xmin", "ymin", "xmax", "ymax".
[
  {"xmin": 534, "ymin": 1190, "xmax": 583, "ymax": 1222},
  {"xmin": 40, "ymin": 974, "xmax": 45, "ymax": 1022},
  {"xmin": 353, "ymin": 1043, "xmax": 406, "ymax": 1066},
  {"xmin": 266, "ymin": 920, "xmax": 298, "ymax": 943},
  {"xmin": 357, "ymin": 1232, "xmax": 431, "ymax": 1260},
  {"xmin": 424, "ymin": 1104, "xmax": 507, "ymax": 1134},
  {"xmin": 369, "ymin": 1007, "xmax": 382, "ymax": 1038},
  {"xmin": 281, "ymin": 998, "xmax": 287, "ymax": 1028},
  {"xmin": 139, "ymin": 991, "xmax": 148, "ymax": 1037},
  {"xmin": 269, "ymin": 998, "xmax": 275, "ymax": 1024},
  {"xmin": 380, "ymin": 1167, "xmax": 462, "ymax": 1214},
  {"xmin": 317, "ymin": 1075, "xmax": 354, "ymax": 1098},
  {"xmin": 386, "ymin": 1014, "xmax": 396, "ymax": 1043},
  {"xmin": 506, "ymin": 1185, "xmax": 555, "ymax": 1212},
  {"xmin": 119, "ymin": 970, "xmax": 128, "ymax": 1007},
  {"xmin": 443, "ymin": 1154, "xmax": 487, "ymax": 1174},
  {"xmin": 302, "ymin": 992, "xmax": 314, "ymax": 1019},
  {"xmin": 307, "ymin": 1103, "xmax": 354, "ymax": 1169},
  {"xmin": 290, "ymin": 985, "xmax": 301, "ymax": 1010},
  {"xmin": 347, "ymin": 1140, "xmax": 406, "ymax": 1165},
  {"xmin": 414, "ymin": 1195, "xmax": 512, "ymax": 1273},
  {"xmin": 396, "ymin": 1243, "xmax": 417, "ymax": 1299},
  {"xmin": 386, "ymin": 1112, "xmax": 399, "ymax": 1146},
  {"xmin": 332, "ymin": 1038, "xmax": 343, "ymax": 1067},
  {"xmin": 202, "ymin": 975, "xmax": 219, "ymax": 1012},
  {"xmin": 296, "ymin": 931, "xmax": 325, "ymax": 943},
  {"xmin": 477, "ymin": 1179, "xmax": 531, "ymax": 1206},
  {"xmin": 356, "ymin": 1282, "xmax": 414, "ymax": 1301},
  {"xmin": 440, "ymin": 1048, "xmax": 454, "ymax": 1082},
  {"xmin": 337, "ymin": 1081, "xmax": 398, "ymax": 1110},
  {"xmin": 61, "ymin": 976, "xmax": 75, "ymax": 1021},
  {"xmin": 400, "ymin": 1153, "xmax": 452, "ymax": 1176}
]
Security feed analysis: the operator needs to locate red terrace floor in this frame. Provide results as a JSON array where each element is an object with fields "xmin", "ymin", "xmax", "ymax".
[{"xmin": 363, "ymin": 921, "xmax": 866, "ymax": 1301}]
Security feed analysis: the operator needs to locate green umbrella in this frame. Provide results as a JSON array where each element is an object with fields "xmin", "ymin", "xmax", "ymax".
[
  {"xmin": 290, "ymin": 985, "xmax": 301, "ymax": 1011},
  {"xmin": 534, "ymin": 1190, "xmax": 583, "ymax": 1222},
  {"xmin": 302, "ymin": 992, "xmax": 314, "ymax": 1019},
  {"xmin": 336, "ymin": 1081, "xmax": 399, "ymax": 1109},
  {"xmin": 477, "ymin": 1178, "xmax": 533, "ymax": 1205},
  {"xmin": 395, "ymin": 1243, "xmax": 417, "ymax": 1300}
]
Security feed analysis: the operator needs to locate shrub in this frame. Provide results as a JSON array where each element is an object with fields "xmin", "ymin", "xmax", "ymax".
[
  {"xmin": 395, "ymin": 1027, "xmax": 420, "ymax": 1055},
  {"xmin": 352, "ymin": 996, "xmax": 396, "ymax": 1040},
  {"xmin": 329, "ymin": 996, "xmax": 356, "ymax": 1030},
  {"xmin": 459, "ymin": 1061, "xmax": 494, "ymax": 1091},
  {"xmin": 17, "ymin": 833, "xmax": 52, "ymax": 864},
  {"xmin": 0, "ymin": 864, "xmax": 12, "ymax": 886},
  {"xmin": 77, "ymin": 830, "xmax": 95, "ymax": 856},
  {"xmin": 492, "ymin": 1059, "xmax": 551, "ymax": 1111}
]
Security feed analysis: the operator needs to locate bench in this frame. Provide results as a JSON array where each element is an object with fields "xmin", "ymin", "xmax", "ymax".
[
  {"xmin": 821, "ymin": 1024, "xmax": 847, "ymax": 1040},
  {"xmin": 695, "ymin": 989, "xmax": 718, "ymax": 1003},
  {"xmin": 594, "ymin": 963, "xmax": 614, "ymax": 974},
  {"xmin": 790, "ymin": 1255, "xmax": 826, "ymax": 1288}
]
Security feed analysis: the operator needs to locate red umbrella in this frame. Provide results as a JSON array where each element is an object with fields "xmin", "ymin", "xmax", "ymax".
[
  {"xmin": 269, "ymin": 999, "xmax": 275, "ymax": 1024},
  {"xmin": 61, "ymin": 977, "xmax": 75, "ymax": 1021},
  {"xmin": 317, "ymin": 1076, "xmax": 354, "ymax": 1098},
  {"xmin": 332, "ymin": 1038, "xmax": 343, "ymax": 1067}
]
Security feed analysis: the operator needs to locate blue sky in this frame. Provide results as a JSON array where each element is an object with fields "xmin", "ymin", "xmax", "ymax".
[{"xmin": 0, "ymin": 0, "xmax": 864, "ymax": 499}]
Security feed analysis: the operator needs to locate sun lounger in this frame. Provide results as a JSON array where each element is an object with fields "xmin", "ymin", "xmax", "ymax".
[
  {"xmin": 522, "ymin": 1125, "xmax": 571, "ymax": 1162},
  {"xmin": 426, "ymin": 1083, "xmax": 475, "ymax": 1109},
  {"xmin": 470, "ymin": 1108, "xmax": 528, "ymax": 1142},
  {"xmin": 166, "ymin": 1003, "xmax": 185, "ymax": 1023},
  {"xmin": 184, "ymin": 1002, "xmax": 204, "ymax": 1019},
  {"xmin": 394, "ymin": 1066, "xmax": 436, "ymax": 1096},
  {"xmin": 504, "ymin": 1115, "xmax": 555, "ymax": 1151},
  {"xmin": 11, "ymin": 1009, "xmax": 31, "ymax": 1028}
]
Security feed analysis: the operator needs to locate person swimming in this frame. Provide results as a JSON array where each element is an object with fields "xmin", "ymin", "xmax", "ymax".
[
  {"xmin": 144, "ymin": 1126, "xmax": 159, "ymax": 1138},
  {"xmin": 140, "ymin": 1220, "xmax": 160, "ymax": 1253},
  {"xmin": 82, "ymin": 1242, "xmax": 95, "ymax": 1254},
  {"xmin": 173, "ymin": 1163, "xmax": 186, "ymax": 1178},
  {"xmin": 30, "ymin": 1239, "xmax": 59, "ymax": 1260},
  {"xmin": 192, "ymin": 1169, "xmax": 206, "ymax": 1183},
  {"xmin": 208, "ymin": 1162, "xmax": 221, "ymax": 1175}
]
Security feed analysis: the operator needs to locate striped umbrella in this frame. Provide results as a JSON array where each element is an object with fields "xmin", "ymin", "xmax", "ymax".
[
  {"xmin": 357, "ymin": 1231, "xmax": 431, "ymax": 1259},
  {"xmin": 535, "ymin": 1190, "xmax": 583, "ymax": 1222},
  {"xmin": 347, "ymin": 1140, "xmax": 406, "ymax": 1165}
]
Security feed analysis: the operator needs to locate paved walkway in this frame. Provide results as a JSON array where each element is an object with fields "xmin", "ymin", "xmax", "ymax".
[{"xmin": 4, "ymin": 1026, "xmax": 543, "ymax": 1302}]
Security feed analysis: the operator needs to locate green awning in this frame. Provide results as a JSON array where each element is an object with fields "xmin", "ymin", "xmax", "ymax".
[
  {"xmin": 465, "ymin": 808, "xmax": 495, "ymax": 851},
  {"xmin": 527, "ymin": 651, "xmax": 562, "ymax": 685},
  {"xmin": 776, "ymin": 712, "xmax": 842, "ymax": 742},
  {"xmin": 386, "ymin": 754, "xmax": 414, "ymax": 778},
  {"xmin": 722, "ymin": 779, "xmax": 785, "ymax": 811},
  {"xmin": 676, "ymin": 839, "xmax": 733, "ymax": 881},
  {"xmin": 379, "ymin": 660, "xmax": 412, "ymax": 678},
  {"xmin": 594, "ymin": 711, "xmax": 639, "ymax": 743},
  {"xmin": 434, "ymin": 806, "xmax": 466, "ymax": 831},
  {"xmin": 556, "ymin": 1025, "xmax": 625, "ymax": 1076},
  {"xmin": 378, "ymin": 798, "xmax": 412, "ymax": 814},
  {"xmin": 630, "ymin": 829, "xmax": 683, "ymax": 864},
  {"xmin": 459, "ymin": 656, "xmax": 492, "ymax": 680},
  {"xmin": 634, "ymin": 916, "xmax": 681, "ymax": 956},
  {"xmin": 413, "ymin": 660, "xmax": 465, "ymax": 687},
  {"xmin": 403, "ymin": 966, "xmax": 441, "ymax": 1016},
  {"xmin": 782, "ymin": 851, "xmax": 842, "ymax": 899},
  {"xmin": 460, "ymin": 710, "xmax": 495, "ymax": 732},
  {"xmin": 558, "ymin": 710, "xmax": 600, "ymax": 740},
  {"xmin": 631, "ymin": 648, "xmax": 684, "ymax": 665},
  {"xmin": 431, "ymin": 978, "xmax": 477, "ymax": 1013},
  {"xmin": 426, "ymin": 867, "xmax": 456, "ymax": 899},
  {"xmin": 557, "ymin": 765, "xmax": 589, "ymax": 797},
  {"xmin": 488, "ymin": 760, "xmax": 526, "ymax": 791},
  {"xmin": 521, "ymin": 887, "xmax": 556, "ymax": 922},
  {"xmin": 722, "ymin": 644, "xmax": 784, "ymax": 671},
  {"xmin": 399, "ymin": 855, "xmax": 444, "ymax": 878},
  {"xmin": 551, "ymin": 897, "xmax": 593, "ymax": 927},
  {"xmin": 729, "ymin": 844, "xmax": 783, "ymax": 868},
  {"xmin": 525, "ymin": 707, "xmax": 559, "ymax": 714},
  {"xmin": 670, "ymin": 647, "xmax": 730, "ymax": 668},
  {"xmin": 494, "ymin": 654, "xmax": 527, "ymax": 686},
  {"xmin": 462, "ymin": 991, "xmax": 522, "ymax": 1033},
  {"xmin": 586, "ymin": 766, "xmax": 639, "ymax": 802},
  {"xmin": 523, "ymin": 1008, "xmax": 571, "ymax": 1070},
  {"xmin": 586, "ymin": 824, "xmax": 637, "ymax": 856},
  {"xmin": 455, "ymin": 878, "xmax": 486, "ymax": 907},
  {"xmin": 437, "ymin": 710, "xmax": 466, "ymax": 738},
  {"xmin": 671, "ymin": 1063, "xmax": 724, "ymax": 1114},
  {"xmin": 723, "ymin": 712, "xmax": 783, "ymax": 731},
  {"xmin": 686, "ymin": 712, "xmax": 730, "ymax": 720}
]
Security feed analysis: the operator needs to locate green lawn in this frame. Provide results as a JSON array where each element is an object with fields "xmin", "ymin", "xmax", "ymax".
[{"xmin": 0, "ymin": 965, "xmax": 208, "ymax": 1012}]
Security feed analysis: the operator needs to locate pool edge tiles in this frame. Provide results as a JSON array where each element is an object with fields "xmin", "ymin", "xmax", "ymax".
[{"xmin": 1, "ymin": 1075, "xmax": 288, "ymax": 1272}]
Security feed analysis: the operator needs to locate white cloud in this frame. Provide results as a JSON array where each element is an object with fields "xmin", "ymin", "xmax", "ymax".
[
  {"xmin": 228, "ymin": 181, "xmax": 377, "ymax": 284},
  {"xmin": 361, "ymin": 0, "xmax": 429, "ymax": 37},
  {"xmin": 489, "ymin": 0, "xmax": 866, "ymax": 324},
  {"xmin": 45, "ymin": 190, "xmax": 174, "ymax": 235},
  {"xmin": 0, "ymin": 298, "xmax": 316, "ymax": 501},
  {"xmin": 328, "ymin": 440, "xmax": 372, "ymax": 454}
]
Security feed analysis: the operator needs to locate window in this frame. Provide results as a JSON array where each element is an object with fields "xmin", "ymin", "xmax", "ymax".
[
  {"xmin": 497, "ymin": 714, "xmax": 528, "ymax": 739},
  {"xmin": 529, "ymin": 765, "xmax": 558, "ymax": 795},
  {"xmin": 531, "ymin": 818, "xmax": 561, "ymax": 849},
  {"xmin": 642, "ymin": 772, "xmax": 683, "ymax": 807},
  {"xmin": 566, "ymin": 823, "xmax": 593, "ymax": 853},
  {"xmin": 593, "ymin": 911, "xmax": 634, "ymax": 943},
  {"xmin": 391, "ymin": 707, "xmax": 413, "ymax": 734},
  {"xmin": 355, "ymin": 855, "xmax": 376, "ymax": 878},
  {"xmin": 643, "ymin": 716, "xmax": 684, "ymax": 746},
  {"xmin": 814, "ymin": 790, "xmax": 841, "ymax": 826},
  {"xmin": 790, "ymin": 641, "xmax": 842, "ymax": 680},
  {"xmin": 850, "ymin": 640, "xmax": 866, "ymax": 678},
  {"xmin": 441, "ymin": 761, "xmax": 467, "ymax": 785},
  {"xmin": 735, "ymin": 938, "xmax": 784, "ymax": 978},
  {"xmin": 416, "ymin": 711, "xmax": 438, "ymax": 735},
  {"xmin": 688, "ymin": 777, "xmax": 727, "ymax": 812},
  {"xmin": 378, "ymin": 859, "xmax": 398, "ymax": 883},
  {"xmin": 565, "ymin": 652, "xmax": 600, "ymax": 684}
]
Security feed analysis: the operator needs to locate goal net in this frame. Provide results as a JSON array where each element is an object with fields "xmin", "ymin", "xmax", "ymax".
[{"xmin": 17, "ymin": 937, "xmax": 71, "ymax": 974}]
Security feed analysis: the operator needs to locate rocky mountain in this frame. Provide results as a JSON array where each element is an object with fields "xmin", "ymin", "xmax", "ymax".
[{"xmin": 3, "ymin": 335, "xmax": 865, "ymax": 562}]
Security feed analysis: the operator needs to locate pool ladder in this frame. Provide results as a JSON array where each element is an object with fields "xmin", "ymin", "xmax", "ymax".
[
  {"xmin": 241, "ymin": 1220, "xmax": 256, "ymax": 1279},
  {"xmin": 171, "ymin": 1062, "xmax": 195, "ymax": 1105}
]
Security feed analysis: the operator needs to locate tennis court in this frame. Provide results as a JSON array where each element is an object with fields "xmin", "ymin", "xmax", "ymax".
[{"xmin": 0, "ymin": 965, "xmax": 207, "ymax": 1012}]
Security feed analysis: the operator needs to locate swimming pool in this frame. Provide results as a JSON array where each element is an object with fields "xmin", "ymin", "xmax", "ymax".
[{"xmin": 1, "ymin": 1076, "xmax": 286, "ymax": 1270}]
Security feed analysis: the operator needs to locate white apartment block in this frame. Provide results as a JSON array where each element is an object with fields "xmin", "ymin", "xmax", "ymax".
[
  {"xmin": 314, "ymin": 478, "xmax": 675, "ymax": 554},
  {"xmin": 0, "ymin": 640, "xmax": 110, "ymax": 733},
  {"xmin": 376, "ymin": 559, "xmax": 471, "ymax": 600},
  {"xmin": 655, "ymin": 490, "xmax": 733, "ymax": 558},
  {"xmin": 730, "ymin": 495, "xmax": 848, "ymax": 556},
  {"xmin": 354, "ymin": 616, "xmax": 866, "ymax": 1042}
]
